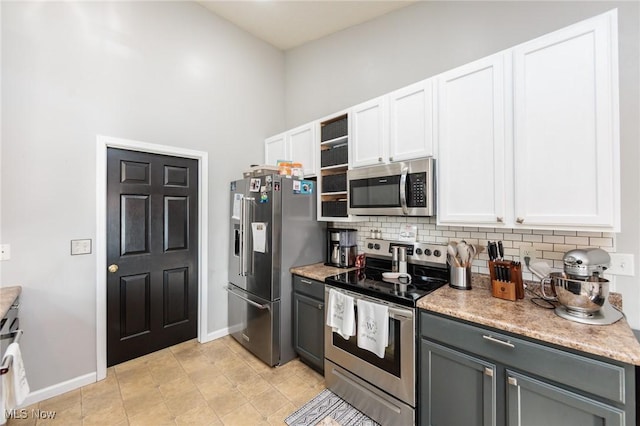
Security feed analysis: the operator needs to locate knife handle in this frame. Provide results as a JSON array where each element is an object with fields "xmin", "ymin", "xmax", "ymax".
[
  {"xmin": 488, "ymin": 242, "xmax": 498, "ymax": 261},
  {"xmin": 497, "ymin": 241, "xmax": 504, "ymax": 260}
]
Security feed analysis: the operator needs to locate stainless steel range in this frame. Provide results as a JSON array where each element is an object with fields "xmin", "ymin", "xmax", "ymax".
[{"xmin": 324, "ymin": 239, "xmax": 448, "ymax": 425}]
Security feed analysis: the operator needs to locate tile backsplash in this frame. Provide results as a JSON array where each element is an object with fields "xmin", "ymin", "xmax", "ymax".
[{"xmin": 330, "ymin": 217, "xmax": 615, "ymax": 281}]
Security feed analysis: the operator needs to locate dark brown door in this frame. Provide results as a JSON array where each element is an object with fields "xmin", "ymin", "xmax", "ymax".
[{"xmin": 106, "ymin": 148, "xmax": 198, "ymax": 366}]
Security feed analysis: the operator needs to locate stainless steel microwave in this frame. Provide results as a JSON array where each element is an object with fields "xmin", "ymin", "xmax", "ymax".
[{"xmin": 347, "ymin": 158, "xmax": 435, "ymax": 216}]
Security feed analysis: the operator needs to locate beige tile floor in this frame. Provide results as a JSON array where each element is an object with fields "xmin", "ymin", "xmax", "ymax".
[{"xmin": 9, "ymin": 336, "xmax": 326, "ymax": 425}]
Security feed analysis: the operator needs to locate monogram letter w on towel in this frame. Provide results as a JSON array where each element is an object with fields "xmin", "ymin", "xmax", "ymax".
[{"xmin": 356, "ymin": 300, "xmax": 389, "ymax": 358}]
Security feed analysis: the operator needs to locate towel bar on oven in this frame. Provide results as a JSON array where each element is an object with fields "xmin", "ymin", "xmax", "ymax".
[{"xmin": 0, "ymin": 329, "xmax": 23, "ymax": 375}]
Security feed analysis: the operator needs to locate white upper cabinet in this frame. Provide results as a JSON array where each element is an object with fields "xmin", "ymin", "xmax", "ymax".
[
  {"xmin": 264, "ymin": 121, "xmax": 318, "ymax": 177},
  {"xmin": 436, "ymin": 53, "xmax": 510, "ymax": 227},
  {"xmin": 264, "ymin": 132, "xmax": 288, "ymax": 166},
  {"xmin": 350, "ymin": 96, "xmax": 389, "ymax": 168},
  {"xmin": 288, "ymin": 122, "xmax": 317, "ymax": 177},
  {"xmin": 351, "ymin": 81, "xmax": 435, "ymax": 168},
  {"xmin": 437, "ymin": 9, "xmax": 619, "ymax": 231},
  {"xmin": 389, "ymin": 79, "xmax": 435, "ymax": 162},
  {"xmin": 512, "ymin": 10, "xmax": 619, "ymax": 231}
]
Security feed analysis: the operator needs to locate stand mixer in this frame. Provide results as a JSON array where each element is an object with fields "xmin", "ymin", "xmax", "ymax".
[{"xmin": 539, "ymin": 248, "xmax": 623, "ymax": 325}]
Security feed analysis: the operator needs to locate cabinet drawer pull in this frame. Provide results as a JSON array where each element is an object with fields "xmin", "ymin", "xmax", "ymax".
[
  {"xmin": 378, "ymin": 157, "xmax": 383, "ymax": 162},
  {"xmin": 482, "ymin": 334, "xmax": 515, "ymax": 348},
  {"xmin": 300, "ymin": 279, "xmax": 313, "ymax": 284},
  {"xmin": 508, "ymin": 376, "xmax": 518, "ymax": 386},
  {"xmin": 317, "ymin": 303, "xmax": 324, "ymax": 310},
  {"xmin": 484, "ymin": 367, "xmax": 493, "ymax": 377}
]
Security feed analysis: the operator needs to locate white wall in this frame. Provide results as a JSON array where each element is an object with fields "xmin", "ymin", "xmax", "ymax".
[
  {"xmin": 1, "ymin": 2, "xmax": 284, "ymax": 392},
  {"xmin": 285, "ymin": 1, "xmax": 640, "ymax": 328}
]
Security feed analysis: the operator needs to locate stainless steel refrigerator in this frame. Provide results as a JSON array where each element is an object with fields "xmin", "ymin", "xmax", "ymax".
[{"xmin": 227, "ymin": 174, "xmax": 324, "ymax": 367}]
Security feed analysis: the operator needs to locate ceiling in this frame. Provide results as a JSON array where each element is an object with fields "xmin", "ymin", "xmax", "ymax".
[{"xmin": 197, "ymin": 1, "xmax": 416, "ymax": 50}]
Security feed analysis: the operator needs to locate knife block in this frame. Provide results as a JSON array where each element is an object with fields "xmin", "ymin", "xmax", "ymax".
[{"xmin": 489, "ymin": 260, "xmax": 524, "ymax": 301}]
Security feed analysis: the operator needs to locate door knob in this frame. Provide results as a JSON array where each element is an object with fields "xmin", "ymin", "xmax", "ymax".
[{"xmin": 108, "ymin": 264, "xmax": 119, "ymax": 273}]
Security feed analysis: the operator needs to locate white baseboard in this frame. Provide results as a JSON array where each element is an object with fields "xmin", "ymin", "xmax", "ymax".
[
  {"xmin": 200, "ymin": 326, "xmax": 232, "ymax": 344},
  {"xmin": 22, "ymin": 372, "xmax": 96, "ymax": 406}
]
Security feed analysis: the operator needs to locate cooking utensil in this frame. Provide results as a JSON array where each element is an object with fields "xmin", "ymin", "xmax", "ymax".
[
  {"xmin": 466, "ymin": 244, "xmax": 477, "ymax": 265},
  {"xmin": 447, "ymin": 244, "xmax": 461, "ymax": 267},
  {"xmin": 457, "ymin": 241, "xmax": 469, "ymax": 267}
]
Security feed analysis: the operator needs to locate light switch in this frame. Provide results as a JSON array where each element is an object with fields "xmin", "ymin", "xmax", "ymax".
[
  {"xmin": 71, "ymin": 239, "xmax": 92, "ymax": 255},
  {"xmin": 607, "ymin": 253, "xmax": 635, "ymax": 276},
  {"xmin": 0, "ymin": 244, "xmax": 10, "ymax": 261}
]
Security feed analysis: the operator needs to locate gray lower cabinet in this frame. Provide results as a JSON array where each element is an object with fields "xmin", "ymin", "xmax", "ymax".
[
  {"xmin": 419, "ymin": 311, "xmax": 635, "ymax": 426},
  {"xmin": 421, "ymin": 340, "xmax": 497, "ymax": 426},
  {"xmin": 506, "ymin": 370, "xmax": 623, "ymax": 426},
  {"xmin": 292, "ymin": 275, "xmax": 325, "ymax": 372}
]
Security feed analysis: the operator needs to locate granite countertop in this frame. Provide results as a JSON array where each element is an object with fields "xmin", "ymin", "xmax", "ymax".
[
  {"xmin": 290, "ymin": 263, "xmax": 358, "ymax": 282},
  {"xmin": 417, "ymin": 275, "xmax": 640, "ymax": 366},
  {"xmin": 291, "ymin": 263, "xmax": 640, "ymax": 365},
  {"xmin": 0, "ymin": 286, "xmax": 21, "ymax": 319}
]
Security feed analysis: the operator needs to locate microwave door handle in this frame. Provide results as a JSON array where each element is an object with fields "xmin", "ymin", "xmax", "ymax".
[{"xmin": 399, "ymin": 166, "xmax": 409, "ymax": 215}]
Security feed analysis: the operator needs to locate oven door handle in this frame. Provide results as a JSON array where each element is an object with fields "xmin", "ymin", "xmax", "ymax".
[
  {"xmin": 325, "ymin": 287, "xmax": 414, "ymax": 320},
  {"xmin": 388, "ymin": 309, "xmax": 412, "ymax": 321}
]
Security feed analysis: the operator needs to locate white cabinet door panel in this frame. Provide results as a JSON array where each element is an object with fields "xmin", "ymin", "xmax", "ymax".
[
  {"xmin": 351, "ymin": 96, "xmax": 388, "ymax": 168},
  {"xmin": 289, "ymin": 122, "xmax": 317, "ymax": 177},
  {"xmin": 265, "ymin": 133, "xmax": 288, "ymax": 166},
  {"xmin": 513, "ymin": 11, "xmax": 619, "ymax": 230},
  {"xmin": 389, "ymin": 80, "xmax": 434, "ymax": 162},
  {"xmin": 436, "ymin": 53, "xmax": 509, "ymax": 226}
]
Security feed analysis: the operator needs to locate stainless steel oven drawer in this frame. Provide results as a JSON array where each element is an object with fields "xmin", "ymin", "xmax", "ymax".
[
  {"xmin": 325, "ymin": 359, "xmax": 414, "ymax": 426},
  {"xmin": 420, "ymin": 311, "xmax": 626, "ymax": 404}
]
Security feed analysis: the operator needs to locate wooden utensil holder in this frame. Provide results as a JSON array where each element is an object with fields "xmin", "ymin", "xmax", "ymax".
[{"xmin": 489, "ymin": 260, "xmax": 524, "ymax": 301}]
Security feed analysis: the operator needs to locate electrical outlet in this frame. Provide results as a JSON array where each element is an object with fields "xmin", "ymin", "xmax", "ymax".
[
  {"xmin": 0, "ymin": 244, "xmax": 10, "ymax": 261},
  {"xmin": 519, "ymin": 246, "xmax": 538, "ymax": 266},
  {"xmin": 607, "ymin": 253, "xmax": 635, "ymax": 276}
]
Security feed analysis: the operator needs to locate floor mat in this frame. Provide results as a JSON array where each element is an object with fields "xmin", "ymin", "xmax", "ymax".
[{"xmin": 285, "ymin": 389, "xmax": 380, "ymax": 426}]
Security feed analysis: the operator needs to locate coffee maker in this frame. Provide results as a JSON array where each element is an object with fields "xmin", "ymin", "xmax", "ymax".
[{"xmin": 327, "ymin": 228, "xmax": 357, "ymax": 268}]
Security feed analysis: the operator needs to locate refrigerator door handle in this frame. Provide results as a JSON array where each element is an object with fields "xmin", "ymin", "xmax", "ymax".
[
  {"xmin": 224, "ymin": 286, "xmax": 270, "ymax": 310},
  {"xmin": 241, "ymin": 197, "xmax": 255, "ymax": 276},
  {"xmin": 239, "ymin": 195, "xmax": 245, "ymax": 276}
]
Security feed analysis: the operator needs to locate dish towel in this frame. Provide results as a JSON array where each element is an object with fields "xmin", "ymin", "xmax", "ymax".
[
  {"xmin": 1, "ymin": 342, "xmax": 30, "ymax": 425},
  {"xmin": 356, "ymin": 299, "xmax": 389, "ymax": 358},
  {"xmin": 326, "ymin": 288, "xmax": 355, "ymax": 339}
]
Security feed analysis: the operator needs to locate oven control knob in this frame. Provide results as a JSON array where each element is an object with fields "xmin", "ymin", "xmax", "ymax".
[
  {"xmin": 367, "ymin": 243, "xmax": 374, "ymax": 249},
  {"xmin": 424, "ymin": 249, "xmax": 432, "ymax": 256},
  {"xmin": 433, "ymin": 249, "xmax": 442, "ymax": 257},
  {"xmin": 374, "ymin": 243, "xmax": 381, "ymax": 250},
  {"xmin": 415, "ymin": 248, "xmax": 423, "ymax": 255}
]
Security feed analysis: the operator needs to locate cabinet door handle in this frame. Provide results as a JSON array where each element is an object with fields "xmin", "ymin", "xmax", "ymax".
[
  {"xmin": 300, "ymin": 279, "xmax": 313, "ymax": 284},
  {"xmin": 317, "ymin": 303, "xmax": 324, "ymax": 310},
  {"xmin": 516, "ymin": 217, "xmax": 525, "ymax": 224},
  {"xmin": 482, "ymin": 334, "xmax": 515, "ymax": 349},
  {"xmin": 508, "ymin": 376, "xmax": 518, "ymax": 386},
  {"xmin": 389, "ymin": 156, "xmax": 394, "ymax": 162},
  {"xmin": 378, "ymin": 157, "xmax": 383, "ymax": 162},
  {"xmin": 496, "ymin": 217, "xmax": 504, "ymax": 223},
  {"xmin": 484, "ymin": 367, "xmax": 493, "ymax": 377}
]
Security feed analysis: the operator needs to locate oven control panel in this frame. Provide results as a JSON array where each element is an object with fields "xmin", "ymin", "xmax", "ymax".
[{"xmin": 363, "ymin": 239, "xmax": 447, "ymax": 266}]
